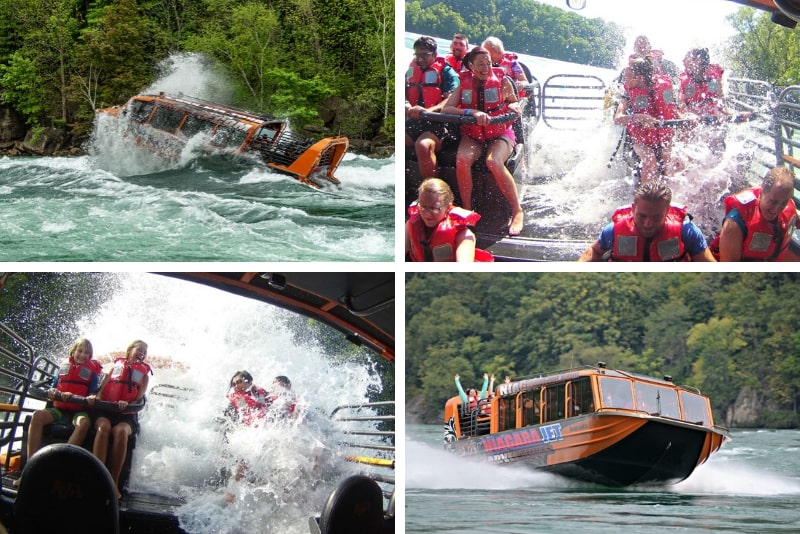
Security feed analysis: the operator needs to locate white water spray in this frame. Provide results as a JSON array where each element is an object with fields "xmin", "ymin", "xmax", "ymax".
[{"xmin": 71, "ymin": 273, "xmax": 385, "ymax": 534}]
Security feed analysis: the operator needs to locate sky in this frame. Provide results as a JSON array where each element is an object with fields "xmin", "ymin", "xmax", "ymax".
[{"xmin": 535, "ymin": 0, "xmax": 745, "ymax": 66}]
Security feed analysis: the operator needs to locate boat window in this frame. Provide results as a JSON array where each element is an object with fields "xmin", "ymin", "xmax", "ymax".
[
  {"xmin": 211, "ymin": 126, "xmax": 247, "ymax": 149},
  {"xmin": 543, "ymin": 383, "xmax": 565, "ymax": 422},
  {"xmin": 599, "ymin": 377, "xmax": 634, "ymax": 409},
  {"xmin": 149, "ymin": 106, "xmax": 185, "ymax": 133},
  {"xmin": 568, "ymin": 377, "xmax": 594, "ymax": 417},
  {"xmin": 498, "ymin": 394, "xmax": 516, "ymax": 432},
  {"xmin": 680, "ymin": 391, "xmax": 711, "ymax": 425},
  {"xmin": 180, "ymin": 116, "xmax": 215, "ymax": 138},
  {"xmin": 521, "ymin": 389, "xmax": 540, "ymax": 427},
  {"xmin": 129, "ymin": 100, "xmax": 154, "ymax": 123},
  {"xmin": 634, "ymin": 383, "xmax": 680, "ymax": 418}
]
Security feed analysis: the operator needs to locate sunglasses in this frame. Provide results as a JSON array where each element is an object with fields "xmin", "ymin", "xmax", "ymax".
[{"xmin": 234, "ymin": 378, "xmax": 251, "ymax": 386}]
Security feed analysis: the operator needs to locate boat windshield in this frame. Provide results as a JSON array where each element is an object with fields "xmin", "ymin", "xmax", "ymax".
[
  {"xmin": 210, "ymin": 126, "xmax": 248, "ymax": 149},
  {"xmin": 598, "ymin": 377, "xmax": 634, "ymax": 409},
  {"xmin": 633, "ymin": 382, "xmax": 681, "ymax": 418},
  {"xmin": 680, "ymin": 391, "xmax": 712, "ymax": 425}
]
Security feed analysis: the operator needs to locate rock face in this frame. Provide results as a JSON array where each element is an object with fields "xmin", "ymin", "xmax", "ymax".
[
  {"xmin": 0, "ymin": 105, "xmax": 26, "ymax": 142},
  {"xmin": 22, "ymin": 127, "xmax": 66, "ymax": 156}
]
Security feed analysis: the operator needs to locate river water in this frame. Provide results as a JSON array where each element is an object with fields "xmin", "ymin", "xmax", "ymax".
[
  {"xmin": 17, "ymin": 273, "xmax": 392, "ymax": 534},
  {"xmin": 406, "ymin": 423, "xmax": 800, "ymax": 532},
  {"xmin": 0, "ymin": 54, "xmax": 394, "ymax": 262}
]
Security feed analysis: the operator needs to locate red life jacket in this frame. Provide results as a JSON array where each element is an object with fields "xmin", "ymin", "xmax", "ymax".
[
  {"xmin": 227, "ymin": 386, "xmax": 269, "ymax": 426},
  {"xmin": 625, "ymin": 75, "xmax": 676, "ymax": 146},
  {"xmin": 445, "ymin": 54, "xmax": 463, "ymax": 72},
  {"xmin": 406, "ymin": 204, "xmax": 494, "ymax": 262},
  {"xmin": 495, "ymin": 52, "xmax": 527, "ymax": 97},
  {"xmin": 53, "ymin": 359, "xmax": 102, "ymax": 411},
  {"xmin": 101, "ymin": 357, "xmax": 152, "ymax": 406},
  {"xmin": 405, "ymin": 57, "xmax": 447, "ymax": 108},
  {"xmin": 459, "ymin": 69, "xmax": 513, "ymax": 142},
  {"xmin": 709, "ymin": 187, "xmax": 798, "ymax": 260},
  {"xmin": 680, "ymin": 64, "xmax": 724, "ymax": 116},
  {"xmin": 467, "ymin": 392, "xmax": 479, "ymax": 411},
  {"xmin": 610, "ymin": 205, "xmax": 690, "ymax": 261},
  {"xmin": 266, "ymin": 391, "xmax": 297, "ymax": 418}
]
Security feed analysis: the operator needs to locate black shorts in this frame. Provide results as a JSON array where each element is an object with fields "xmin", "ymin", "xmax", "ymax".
[
  {"xmin": 406, "ymin": 119, "xmax": 452, "ymax": 143},
  {"xmin": 95, "ymin": 412, "xmax": 140, "ymax": 436}
]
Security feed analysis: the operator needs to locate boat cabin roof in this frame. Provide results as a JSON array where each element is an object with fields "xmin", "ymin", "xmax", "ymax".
[{"xmin": 128, "ymin": 93, "xmax": 285, "ymax": 133}]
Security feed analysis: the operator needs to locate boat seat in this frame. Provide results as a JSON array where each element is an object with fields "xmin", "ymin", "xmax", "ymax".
[
  {"xmin": 15, "ymin": 443, "xmax": 119, "ymax": 534},
  {"xmin": 318, "ymin": 475, "xmax": 385, "ymax": 534}
]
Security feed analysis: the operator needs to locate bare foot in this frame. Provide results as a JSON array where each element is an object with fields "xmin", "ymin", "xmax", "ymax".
[
  {"xmin": 224, "ymin": 492, "xmax": 235, "ymax": 503},
  {"xmin": 509, "ymin": 210, "xmax": 524, "ymax": 236}
]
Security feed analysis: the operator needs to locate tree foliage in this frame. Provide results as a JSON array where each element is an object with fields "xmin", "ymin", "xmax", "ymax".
[
  {"xmin": 0, "ymin": 0, "xmax": 394, "ymax": 140},
  {"xmin": 405, "ymin": 0, "xmax": 625, "ymax": 69},
  {"xmin": 406, "ymin": 273, "xmax": 800, "ymax": 428}
]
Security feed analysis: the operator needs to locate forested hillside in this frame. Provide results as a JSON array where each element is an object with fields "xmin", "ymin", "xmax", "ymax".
[
  {"xmin": 0, "ymin": 0, "xmax": 393, "ymax": 151},
  {"xmin": 405, "ymin": 0, "xmax": 625, "ymax": 68},
  {"xmin": 406, "ymin": 273, "xmax": 800, "ymax": 428}
]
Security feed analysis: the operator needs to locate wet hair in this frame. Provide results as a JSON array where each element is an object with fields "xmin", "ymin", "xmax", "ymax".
[
  {"xmin": 634, "ymin": 180, "xmax": 672, "ymax": 205},
  {"xmin": 761, "ymin": 166, "xmax": 795, "ymax": 193},
  {"xmin": 418, "ymin": 178, "xmax": 454, "ymax": 207},
  {"xmin": 413, "ymin": 36, "xmax": 437, "ymax": 54},
  {"xmin": 273, "ymin": 375, "xmax": 291, "ymax": 388},
  {"xmin": 68, "ymin": 338, "xmax": 93, "ymax": 359},
  {"xmin": 230, "ymin": 370, "xmax": 254, "ymax": 388},
  {"xmin": 629, "ymin": 56, "xmax": 654, "ymax": 83},
  {"xmin": 686, "ymin": 47, "xmax": 710, "ymax": 73},
  {"xmin": 463, "ymin": 46, "xmax": 491, "ymax": 71}
]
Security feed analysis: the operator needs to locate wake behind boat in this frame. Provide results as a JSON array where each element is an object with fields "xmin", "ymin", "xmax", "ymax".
[
  {"xmin": 97, "ymin": 93, "xmax": 349, "ymax": 190},
  {"xmin": 443, "ymin": 362, "xmax": 728, "ymax": 487}
]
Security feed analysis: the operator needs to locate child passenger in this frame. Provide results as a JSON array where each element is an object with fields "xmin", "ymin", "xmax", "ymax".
[{"xmin": 25, "ymin": 338, "xmax": 103, "ymax": 461}]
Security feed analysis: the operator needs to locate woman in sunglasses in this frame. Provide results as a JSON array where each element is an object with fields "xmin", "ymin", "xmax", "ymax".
[{"xmin": 224, "ymin": 370, "xmax": 270, "ymax": 427}]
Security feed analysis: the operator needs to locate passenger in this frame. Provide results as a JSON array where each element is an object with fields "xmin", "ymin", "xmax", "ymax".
[
  {"xmin": 25, "ymin": 338, "xmax": 102, "ymax": 463},
  {"xmin": 90, "ymin": 340, "xmax": 151, "ymax": 498},
  {"xmin": 454, "ymin": 373, "xmax": 489, "ymax": 412},
  {"xmin": 405, "ymin": 178, "xmax": 493, "ymax": 262},
  {"xmin": 614, "ymin": 57, "xmax": 685, "ymax": 183},
  {"xmin": 266, "ymin": 375, "xmax": 298, "ymax": 420},
  {"xmin": 629, "ymin": 35, "xmax": 678, "ymax": 81},
  {"xmin": 678, "ymin": 47, "xmax": 749, "ymax": 153},
  {"xmin": 441, "ymin": 46, "xmax": 525, "ymax": 236},
  {"xmin": 481, "ymin": 37, "xmax": 528, "ymax": 92},
  {"xmin": 445, "ymin": 33, "xmax": 469, "ymax": 72},
  {"xmin": 405, "ymin": 36, "xmax": 460, "ymax": 179},
  {"xmin": 224, "ymin": 370, "xmax": 270, "ymax": 426},
  {"xmin": 710, "ymin": 166, "xmax": 800, "ymax": 261},
  {"xmin": 578, "ymin": 180, "xmax": 715, "ymax": 262}
]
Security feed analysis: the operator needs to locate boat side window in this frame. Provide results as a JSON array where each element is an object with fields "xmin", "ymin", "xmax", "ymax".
[
  {"xmin": 149, "ymin": 106, "xmax": 185, "ymax": 134},
  {"xmin": 680, "ymin": 391, "xmax": 711, "ymax": 425},
  {"xmin": 253, "ymin": 126, "xmax": 279, "ymax": 145},
  {"xmin": 211, "ymin": 126, "xmax": 248, "ymax": 149},
  {"xmin": 498, "ymin": 394, "xmax": 516, "ymax": 432},
  {"xmin": 521, "ymin": 388, "xmax": 540, "ymax": 427},
  {"xmin": 129, "ymin": 100, "xmax": 154, "ymax": 123},
  {"xmin": 599, "ymin": 377, "xmax": 634, "ymax": 409},
  {"xmin": 180, "ymin": 116, "xmax": 215, "ymax": 138},
  {"xmin": 568, "ymin": 378, "xmax": 594, "ymax": 417},
  {"xmin": 634, "ymin": 383, "xmax": 680, "ymax": 418},
  {"xmin": 543, "ymin": 383, "xmax": 565, "ymax": 422}
]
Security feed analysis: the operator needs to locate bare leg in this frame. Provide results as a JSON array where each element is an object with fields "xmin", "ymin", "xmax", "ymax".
[
  {"xmin": 68, "ymin": 415, "xmax": 91, "ymax": 446},
  {"xmin": 26, "ymin": 409, "xmax": 55, "ymax": 460},
  {"xmin": 455, "ymin": 136, "xmax": 483, "ymax": 210},
  {"xmin": 108, "ymin": 422, "xmax": 132, "ymax": 497},
  {"xmin": 634, "ymin": 144, "xmax": 659, "ymax": 183},
  {"xmin": 415, "ymin": 132, "xmax": 442, "ymax": 178},
  {"xmin": 93, "ymin": 417, "xmax": 111, "ymax": 463},
  {"xmin": 486, "ymin": 139, "xmax": 524, "ymax": 236}
]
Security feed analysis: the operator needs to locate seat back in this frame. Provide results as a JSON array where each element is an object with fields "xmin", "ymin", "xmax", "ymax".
[{"xmin": 15, "ymin": 443, "xmax": 119, "ymax": 534}]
